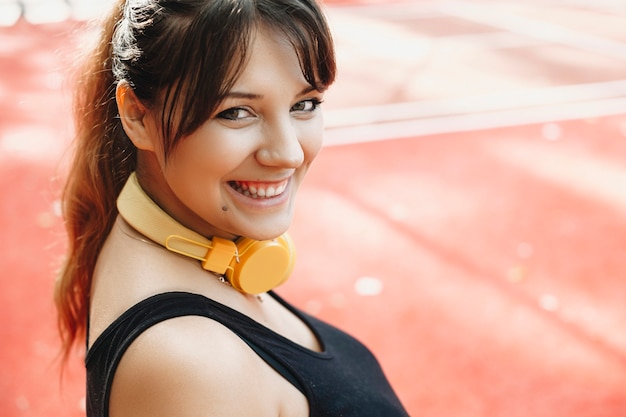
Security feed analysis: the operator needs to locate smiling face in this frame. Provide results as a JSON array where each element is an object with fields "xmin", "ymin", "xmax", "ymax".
[{"xmin": 130, "ymin": 26, "xmax": 326, "ymax": 241}]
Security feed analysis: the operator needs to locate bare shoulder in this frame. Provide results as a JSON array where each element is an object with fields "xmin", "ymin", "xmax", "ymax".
[{"xmin": 109, "ymin": 315, "xmax": 280, "ymax": 417}]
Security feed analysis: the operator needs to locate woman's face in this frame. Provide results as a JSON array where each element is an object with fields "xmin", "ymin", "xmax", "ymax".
[{"xmin": 142, "ymin": 27, "xmax": 325, "ymax": 241}]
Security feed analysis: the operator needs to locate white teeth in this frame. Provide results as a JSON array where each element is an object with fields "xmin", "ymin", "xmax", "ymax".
[{"xmin": 230, "ymin": 181, "xmax": 288, "ymax": 199}]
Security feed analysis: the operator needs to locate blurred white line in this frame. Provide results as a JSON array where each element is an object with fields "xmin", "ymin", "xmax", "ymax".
[
  {"xmin": 330, "ymin": 2, "xmax": 441, "ymax": 21},
  {"xmin": 556, "ymin": 0, "xmax": 626, "ymax": 12},
  {"xmin": 325, "ymin": 79, "xmax": 626, "ymax": 128},
  {"xmin": 436, "ymin": 31, "xmax": 547, "ymax": 50},
  {"xmin": 324, "ymin": 96, "xmax": 626, "ymax": 146},
  {"xmin": 486, "ymin": 140, "xmax": 626, "ymax": 214},
  {"xmin": 438, "ymin": 1, "xmax": 626, "ymax": 61}
]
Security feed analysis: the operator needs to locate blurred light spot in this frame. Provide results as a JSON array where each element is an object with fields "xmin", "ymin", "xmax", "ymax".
[
  {"xmin": 23, "ymin": 0, "xmax": 70, "ymax": 24},
  {"xmin": 37, "ymin": 212, "xmax": 56, "ymax": 229},
  {"xmin": 69, "ymin": 0, "xmax": 112, "ymax": 21},
  {"xmin": 33, "ymin": 340, "xmax": 56, "ymax": 358},
  {"xmin": 0, "ymin": 3, "xmax": 21, "ymax": 27},
  {"xmin": 16, "ymin": 396, "xmax": 29, "ymax": 411},
  {"xmin": 354, "ymin": 276, "xmax": 384, "ymax": 296},
  {"xmin": 305, "ymin": 299, "xmax": 322, "ymax": 315},
  {"xmin": 388, "ymin": 204, "xmax": 409, "ymax": 221},
  {"xmin": 44, "ymin": 71, "xmax": 63, "ymax": 90},
  {"xmin": 506, "ymin": 266, "xmax": 527, "ymax": 283},
  {"xmin": 79, "ymin": 396, "xmax": 86, "ymax": 412},
  {"xmin": 539, "ymin": 294, "xmax": 560, "ymax": 312},
  {"xmin": 53, "ymin": 199, "xmax": 62, "ymax": 217},
  {"xmin": 619, "ymin": 120, "xmax": 626, "ymax": 137},
  {"xmin": 516, "ymin": 241, "xmax": 534, "ymax": 259},
  {"xmin": 1, "ymin": 127, "xmax": 62, "ymax": 160},
  {"xmin": 330, "ymin": 292, "xmax": 347, "ymax": 308},
  {"xmin": 541, "ymin": 123, "xmax": 562, "ymax": 141}
]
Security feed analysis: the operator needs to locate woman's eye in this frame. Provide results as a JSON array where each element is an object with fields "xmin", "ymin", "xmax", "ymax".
[
  {"xmin": 217, "ymin": 107, "xmax": 252, "ymax": 121},
  {"xmin": 291, "ymin": 98, "xmax": 322, "ymax": 113}
]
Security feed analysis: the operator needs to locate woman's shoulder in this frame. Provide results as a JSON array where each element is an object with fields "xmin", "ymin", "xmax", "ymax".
[
  {"xmin": 108, "ymin": 314, "xmax": 279, "ymax": 417},
  {"xmin": 88, "ymin": 218, "xmax": 231, "ymax": 344},
  {"xmin": 89, "ymin": 290, "xmax": 311, "ymax": 417}
]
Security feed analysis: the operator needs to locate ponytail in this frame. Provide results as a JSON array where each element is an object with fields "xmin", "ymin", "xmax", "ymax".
[{"xmin": 55, "ymin": 0, "xmax": 135, "ymax": 362}]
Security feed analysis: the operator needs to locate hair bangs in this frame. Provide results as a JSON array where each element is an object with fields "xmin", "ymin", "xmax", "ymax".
[
  {"xmin": 157, "ymin": 2, "xmax": 256, "ymax": 154},
  {"xmin": 258, "ymin": 0, "xmax": 336, "ymax": 91}
]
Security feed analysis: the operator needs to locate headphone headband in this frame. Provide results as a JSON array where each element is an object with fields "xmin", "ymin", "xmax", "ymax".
[{"xmin": 117, "ymin": 173, "xmax": 295, "ymax": 294}]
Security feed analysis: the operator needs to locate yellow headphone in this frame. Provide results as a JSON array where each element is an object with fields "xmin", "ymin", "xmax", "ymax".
[{"xmin": 117, "ymin": 173, "xmax": 296, "ymax": 295}]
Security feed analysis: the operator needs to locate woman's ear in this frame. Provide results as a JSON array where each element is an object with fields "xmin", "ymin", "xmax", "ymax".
[{"xmin": 116, "ymin": 81, "xmax": 158, "ymax": 152}]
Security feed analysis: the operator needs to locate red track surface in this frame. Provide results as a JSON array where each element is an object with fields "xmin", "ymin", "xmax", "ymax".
[{"xmin": 2, "ymin": 1, "xmax": 626, "ymax": 416}]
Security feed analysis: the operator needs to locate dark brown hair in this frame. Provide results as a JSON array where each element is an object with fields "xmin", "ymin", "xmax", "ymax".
[{"xmin": 56, "ymin": 0, "xmax": 336, "ymax": 362}]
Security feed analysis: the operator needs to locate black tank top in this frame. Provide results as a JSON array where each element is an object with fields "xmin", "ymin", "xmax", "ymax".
[{"xmin": 85, "ymin": 291, "xmax": 410, "ymax": 417}]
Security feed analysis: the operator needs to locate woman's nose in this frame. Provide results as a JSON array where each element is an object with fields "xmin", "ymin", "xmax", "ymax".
[{"xmin": 256, "ymin": 119, "xmax": 305, "ymax": 168}]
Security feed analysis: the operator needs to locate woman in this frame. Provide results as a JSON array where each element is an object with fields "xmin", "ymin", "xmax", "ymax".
[{"xmin": 56, "ymin": 0, "xmax": 410, "ymax": 416}]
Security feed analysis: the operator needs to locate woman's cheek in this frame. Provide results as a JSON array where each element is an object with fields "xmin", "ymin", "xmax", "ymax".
[{"xmin": 302, "ymin": 118, "xmax": 325, "ymax": 161}]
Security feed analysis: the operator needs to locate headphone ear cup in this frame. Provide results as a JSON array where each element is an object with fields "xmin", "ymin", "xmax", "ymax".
[{"xmin": 225, "ymin": 234, "xmax": 296, "ymax": 294}]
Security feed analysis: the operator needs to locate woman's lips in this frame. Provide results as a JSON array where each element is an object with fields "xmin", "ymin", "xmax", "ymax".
[{"xmin": 228, "ymin": 179, "xmax": 289, "ymax": 199}]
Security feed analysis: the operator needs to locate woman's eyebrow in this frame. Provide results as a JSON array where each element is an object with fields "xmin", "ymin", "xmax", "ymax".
[
  {"xmin": 297, "ymin": 85, "xmax": 321, "ymax": 96},
  {"xmin": 224, "ymin": 85, "xmax": 321, "ymax": 101},
  {"xmin": 224, "ymin": 91, "xmax": 262, "ymax": 100}
]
